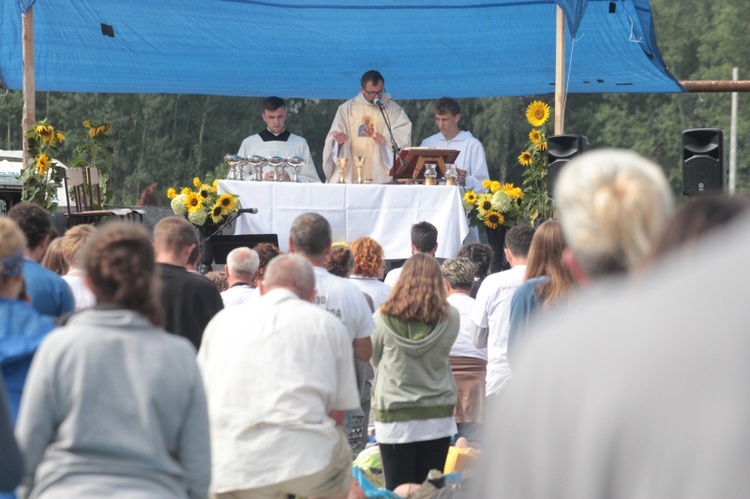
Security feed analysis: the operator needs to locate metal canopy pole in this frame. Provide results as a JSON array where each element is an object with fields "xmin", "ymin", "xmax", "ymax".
[{"xmin": 729, "ymin": 68, "xmax": 739, "ymax": 194}]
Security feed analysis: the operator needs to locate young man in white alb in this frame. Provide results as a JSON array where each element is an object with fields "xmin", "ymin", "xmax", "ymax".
[{"xmin": 420, "ymin": 97, "xmax": 489, "ymax": 194}]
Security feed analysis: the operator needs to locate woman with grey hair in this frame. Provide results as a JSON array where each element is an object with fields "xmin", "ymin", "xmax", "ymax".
[{"xmin": 441, "ymin": 257, "xmax": 487, "ymax": 445}]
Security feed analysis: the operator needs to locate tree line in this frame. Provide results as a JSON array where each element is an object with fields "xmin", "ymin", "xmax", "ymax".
[{"xmin": 0, "ymin": 0, "xmax": 747, "ymax": 206}]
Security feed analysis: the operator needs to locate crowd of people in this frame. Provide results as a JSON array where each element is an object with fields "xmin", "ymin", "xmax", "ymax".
[{"xmin": 2, "ymin": 147, "xmax": 750, "ymax": 498}]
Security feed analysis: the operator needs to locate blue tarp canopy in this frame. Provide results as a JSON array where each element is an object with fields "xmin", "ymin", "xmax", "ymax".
[{"xmin": 0, "ymin": 0, "xmax": 683, "ymax": 99}]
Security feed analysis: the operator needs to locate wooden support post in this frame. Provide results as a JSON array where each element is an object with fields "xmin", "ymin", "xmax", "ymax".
[
  {"xmin": 22, "ymin": 7, "xmax": 35, "ymax": 166},
  {"xmin": 554, "ymin": 6, "xmax": 565, "ymax": 135},
  {"xmin": 680, "ymin": 80, "xmax": 750, "ymax": 92}
]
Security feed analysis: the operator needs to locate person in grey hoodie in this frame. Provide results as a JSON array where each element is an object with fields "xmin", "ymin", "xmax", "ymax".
[
  {"xmin": 372, "ymin": 253, "xmax": 459, "ymax": 491},
  {"xmin": 15, "ymin": 222, "xmax": 211, "ymax": 499}
]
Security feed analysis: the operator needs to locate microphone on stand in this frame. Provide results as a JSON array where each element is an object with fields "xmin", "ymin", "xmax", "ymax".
[
  {"xmin": 373, "ymin": 97, "xmax": 405, "ymax": 181},
  {"xmin": 237, "ymin": 208, "xmax": 259, "ymax": 214}
]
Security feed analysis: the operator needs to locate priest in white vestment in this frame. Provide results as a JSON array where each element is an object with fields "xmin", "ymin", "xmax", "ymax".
[
  {"xmin": 323, "ymin": 70, "xmax": 412, "ymax": 184},
  {"xmin": 237, "ymin": 97, "xmax": 321, "ymax": 182},
  {"xmin": 420, "ymin": 97, "xmax": 489, "ymax": 193}
]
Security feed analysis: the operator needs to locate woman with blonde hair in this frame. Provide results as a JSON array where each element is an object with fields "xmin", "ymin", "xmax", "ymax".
[
  {"xmin": 40, "ymin": 236, "xmax": 67, "ymax": 275},
  {"xmin": 508, "ymin": 220, "xmax": 574, "ymax": 360},
  {"xmin": 372, "ymin": 253, "xmax": 459, "ymax": 491},
  {"xmin": 16, "ymin": 222, "xmax": 210, "ymax": 498},
  {"xmin": 0, "ymin": 218, "xmax": 55, "ymax": 424},
  {"xmin": 349, "ymin": 236, "xmax": 391, "ymax": 309}
]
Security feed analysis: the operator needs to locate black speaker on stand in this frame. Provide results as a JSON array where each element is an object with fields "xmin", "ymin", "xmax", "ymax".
[
  {"xmin": 547, "ymin": 134, "xmax": 589, "ymax": 198},
  {"xmin": 682, "ymin": 128, "xmax": 725, "ymax": 196}
]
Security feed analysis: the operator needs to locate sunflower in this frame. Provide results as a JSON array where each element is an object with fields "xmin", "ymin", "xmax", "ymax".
[
  {"xmin": 55, "ymin": 131, "xmax": 65, "ymax": 143},
  {"xmin": 212, "ymin": 178, "xmax": 220, "ymax": 190},
  {"xmin": 95, "ymin": 124, "xmax": 111, "ymax": 136},
  {"xmin": 36, "ymin": 124, "xmax": 55, "ymax": 143},
  {"xmin": 218, "ymin": 194, "xmax": 237, "ymax": 211},
  {"xmin": 82, "ymin": 120, "xmax": 92, "ymax": 128},
  {"xmin": 508, "ymin": 187, "xmax": 524, "ymax": 201},
  {"xmin": 489, "ymin": 180, "xmax": 501, "ymax": 193},
  {"xmin": 529, "ymin": 129, "xmax": 542, "ymax": 143},
  {"xmin": 185, "ymin": 192, "xmax": 203, "ymax": 212},
  {"xmin": 482, "ymin": 179, "xmax": 493, "ymax": 190},
  {"xmin": 526, "ymin": 101, "xmax": 550, "ymax": 127},
  {"xmin": 181, "ymin": 187, "xmax": 192, "ymax": 196},
  {"xmin": 518, "ymin": 151, "xmax": 533, "ymax": 166},
  {"xmin": 36, "ymin": 154, "xmax": 51, "ymax": 175},
  {"xmin": 193, "ymin": 177, "xmax": 202, "ymax": 188},
  {"xmin": 210, "ymin": 203, "xmax": 226, "ymax": 223},
  {"xmin": 463, "ymin": 191, "xmax": 478, "ymax": 205},
  {"xmin": 535, "ymin": 141, "xmax": 547, "ymax": 152},
  {"xmin": 87, "ymin": 124, "xmax": 110, "ymax": 137},
  {"xmin": 167, "ymin": 187, "xmax": 177, "ymax": 200},
  {"xmin": 477, "ymin": 193, "xmax": 494, "ymax": 214},
  {"xmin": 198, "ymin": 184, "xmax": 212, "ymax": 199},
  {"xmin": 483, "ymin": 210, "xmax": 504, "ymax": 229}
]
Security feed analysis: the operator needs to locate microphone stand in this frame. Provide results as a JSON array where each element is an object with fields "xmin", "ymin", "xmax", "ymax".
[
  {"xmin": 200, "ymin": 211, "xmax": 241, "ymax": 245},
  {"xmin": 197, "ymin": 209, "xmax": 255, "ymax": 274},
  {"xmin": 375, "ymin": 101, "xmax": 406, "ymax": 184}
]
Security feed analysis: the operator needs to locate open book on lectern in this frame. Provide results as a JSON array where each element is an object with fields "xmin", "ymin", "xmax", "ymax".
[{"xmin": 392, "ymin": 147, "xmax": 460, "ymax": 182}]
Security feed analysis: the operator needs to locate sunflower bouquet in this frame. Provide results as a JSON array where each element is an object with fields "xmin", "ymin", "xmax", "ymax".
[
  {"xmin": 167, "ymin": 175, "xmax": 239, "ymax": 227},
  {"xmin": 462, "ymin": 180, "xmax": 524, "ymax": 230},
  {"xmin": 518, "ymin": 100, "xmax": 553, "ymax": 225},
  {"xmin": 18, "ymin": 119, "xmax": 67, "ymax": 214},
  {"xmin": 71, "ymin": 119, "xmax": 115, "ymax": 204}
]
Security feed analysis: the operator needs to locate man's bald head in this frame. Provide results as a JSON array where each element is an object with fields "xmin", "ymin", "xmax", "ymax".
[{"xmin": 261, "ymin": 254, "xmax": 316, "ymax": 301}]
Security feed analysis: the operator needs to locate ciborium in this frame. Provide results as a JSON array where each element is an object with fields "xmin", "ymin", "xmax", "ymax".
[
  {"xmin": 336, "ymin": 157, "xmax": 349, "ymax": 183},
  {"xmin": 224, "ymin": 154, "xmax": 244, "ymax": 180},
  {"xmin": 247, "ymin": 155, "xmax": 266, "ymax": 181},
  {"xmin": 286, "ymin": 156, "xmax": 304, "ymax": 183},
  {"xmin": 354, "ymin": 155, "xmax": 365, "ymax": 184},
  {"xmin": 267, "ymin": 156, "xmax": 285, "ymax": 182}
]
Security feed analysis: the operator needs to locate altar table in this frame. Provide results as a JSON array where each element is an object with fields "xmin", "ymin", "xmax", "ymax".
[{"xmin": 217, "ymin": 181, "xmax": 469, "ymax": 260}]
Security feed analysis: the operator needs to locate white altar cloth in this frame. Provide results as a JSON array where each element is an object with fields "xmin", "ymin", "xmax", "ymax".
[{"xmin": 218, "ymin": 181, "xmax": 469, "ymax": 260}]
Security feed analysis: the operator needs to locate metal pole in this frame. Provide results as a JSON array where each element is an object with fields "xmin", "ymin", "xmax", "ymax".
[{"xmin": 729, "ymin": 68, "xmax": 738, "ymax": 194}]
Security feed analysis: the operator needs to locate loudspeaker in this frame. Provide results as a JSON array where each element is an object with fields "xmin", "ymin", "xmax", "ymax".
[
  {"xmin": 547, "ymin": 134, "xmax": 589, "ymax": 198},
  {"xmin": 682, "ymin": 128, "xmax": 725, "ymax": 196}
]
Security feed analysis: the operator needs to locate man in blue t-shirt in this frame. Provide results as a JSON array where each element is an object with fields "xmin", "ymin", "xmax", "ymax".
[{"xmin": 8, "ymin": 202, "xmax": 74, "ymax": 319}]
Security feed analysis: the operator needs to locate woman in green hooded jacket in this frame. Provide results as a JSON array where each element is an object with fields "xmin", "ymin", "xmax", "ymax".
[{"xmin": 372, "ymin": 253, "xmax": 459, "ymax": 491}]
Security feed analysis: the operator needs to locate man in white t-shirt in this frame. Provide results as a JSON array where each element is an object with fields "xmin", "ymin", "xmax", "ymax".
[
  {"xmin": 198, "ymin": 255, "xmax": 361, "ymax": 498},
  {"xmin": 220, "ymin": 246, "xmax": 259, "ymax": 308},
  {"xmin": 471, "ymin": 225, "xmax": 535, "ymax": 396},
  {"xmin": 290, "ymin": 213, "xmax": 375, "ymax": 452},
  {"xmin": 383, "ymin": 221, "xmax": 438, "ymax": 287},
  {"xmin": 288, "ymin": 213, "xmax": 374, "ymax": 362}
]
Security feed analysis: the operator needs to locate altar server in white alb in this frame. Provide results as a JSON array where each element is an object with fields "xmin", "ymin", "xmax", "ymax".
[
  {"xmin": 323, "ymin": 70, "xmax": 412, "ymax": 184},
  {"xmin": 420, "ymin": 97, "xmax": 489, "ymax": 193},
  {"xmin": 237, "ymin": 96, "xmax": 321, "ymax": 182}
]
